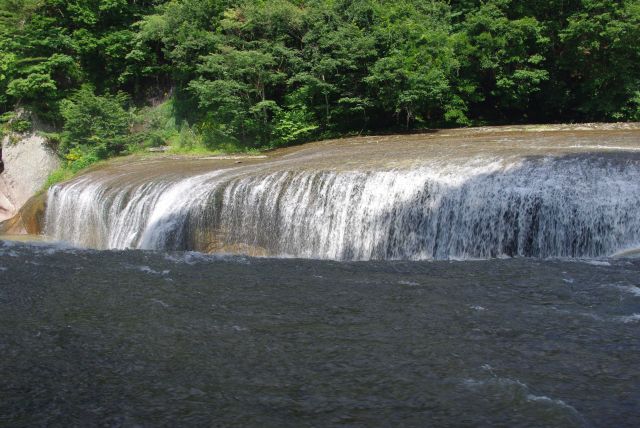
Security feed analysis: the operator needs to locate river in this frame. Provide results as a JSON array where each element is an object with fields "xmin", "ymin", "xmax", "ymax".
[
  {"xmin": 1, "ymin": 242, "xmax": 639, "ymax": 426},
  {"xmin": 1, "ymin": 125, "xmax": 640, "ymax": 426}
]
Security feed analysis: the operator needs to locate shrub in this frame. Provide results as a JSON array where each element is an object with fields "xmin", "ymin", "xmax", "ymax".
[
  {"xmin": 59, "ymin": 85, "xmax": 131, "ymax": 159},
  {"xmin": 9, "ymin": 119, "xmax": 31, "ymax": 133}
]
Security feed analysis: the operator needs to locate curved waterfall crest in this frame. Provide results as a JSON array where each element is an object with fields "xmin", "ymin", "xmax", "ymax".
[{"xmin": 45, "ymin": 131, "xmax": 640, "ymax": 260}]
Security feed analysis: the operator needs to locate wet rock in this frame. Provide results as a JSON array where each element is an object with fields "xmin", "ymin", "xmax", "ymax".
[
  {"xmin": 147, "ymin": 146, "xmax": 170, "ymax": 152},
  {"xmin": 0, "ymin": 193, "xmax": 47, "ymax": 235}
]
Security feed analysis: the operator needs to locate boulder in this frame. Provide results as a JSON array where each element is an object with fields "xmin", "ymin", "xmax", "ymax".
[
  {"xmin": 0, "ymin": 133, "xmax": 60, "ymax": 223},
  {"xmin": 0, "ymin": 192, "xmax": 47, "ymax": 235}
]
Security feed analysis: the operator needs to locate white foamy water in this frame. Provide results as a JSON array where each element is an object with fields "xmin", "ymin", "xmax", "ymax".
[
  {"xmin": 617, "ymin": 314, "xmax": 640, "ymax": 323},
  {"xmin": 461, "ymin": 376, "xmax": 582, "ymax": 416},
  {"xmin": 617, "ymin": 286, "xmax": 640, "ymax": 297},
  {"xmin": 583, "ymin": 260, "xmax": 612, "ymax": 266},
  {"xmin": 44, "ymin": 129, "xmax": 640, "ymax": 260}
]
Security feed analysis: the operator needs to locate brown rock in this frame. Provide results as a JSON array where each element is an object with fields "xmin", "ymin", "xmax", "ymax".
[{"xmin": 0, "ymin": 192, "xmax": 47, "ymax": 235}]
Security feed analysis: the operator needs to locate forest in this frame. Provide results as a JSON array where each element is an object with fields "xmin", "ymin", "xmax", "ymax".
[{"xmin": 1, "ymin": 0, "xmax": 639, "ymax": 172}]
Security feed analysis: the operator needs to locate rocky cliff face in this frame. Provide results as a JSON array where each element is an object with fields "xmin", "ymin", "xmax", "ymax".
[{"xmin": 0, "ymin": 133, "xmax": 60, "ymax": 223}]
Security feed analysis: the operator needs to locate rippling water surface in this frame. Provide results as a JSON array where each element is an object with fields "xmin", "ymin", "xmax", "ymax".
[{"xmin": 1, "ymin": 241, "xmax": 638, "ymax": 426}]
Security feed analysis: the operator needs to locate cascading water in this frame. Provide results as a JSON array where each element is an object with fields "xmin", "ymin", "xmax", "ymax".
[{"xmin": 45, "ymin": 128, "xmax": 640, "ymax": 260}]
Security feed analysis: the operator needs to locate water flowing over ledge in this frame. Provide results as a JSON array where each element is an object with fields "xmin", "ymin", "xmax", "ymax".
[{"xmin": 45, "ymin": 126, "xmax": 640, "ymax": 260}]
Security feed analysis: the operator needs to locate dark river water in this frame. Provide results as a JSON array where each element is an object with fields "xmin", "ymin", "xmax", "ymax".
[{"xmin": 1, "ymin": 241, "xmax": 639, "ymax": 427}]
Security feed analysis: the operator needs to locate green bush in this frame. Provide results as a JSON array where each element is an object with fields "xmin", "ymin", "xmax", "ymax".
[
  {"xmin": 272, "ymin": 107, "xmax": 319, "ymax": 148},
  {"xmin": 65, "ymin": 148, "xmax": 101, "ymax": 172},
  {"xmin": 177, "ymin": 122, "xmax": 197, "ymax": 150},
  {"xmin": 59, "ymin": 85, "xmax": 131, "ymax": 160},
  {"xmin": 133, "ymin": 99, "xmax": 179, "ymax": 149},
  {"xmin": 42, "ymin": 167, "xmax": 75, "ymax": 190},
  {"xmin": 9, "ymin": 118, "xmax": 31, "ymax": 133}
]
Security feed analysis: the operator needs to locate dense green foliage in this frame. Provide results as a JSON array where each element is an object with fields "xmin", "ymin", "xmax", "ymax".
[
  {"xmin": 59, "ymin": 85, "xmax": 131, "ymax": 169},
  {"xmin": 1, "ymin": 0, "xmax": 639, "ymax": 162}
]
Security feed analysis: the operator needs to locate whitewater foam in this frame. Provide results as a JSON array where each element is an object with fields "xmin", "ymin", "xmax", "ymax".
[
  {"xmin": 44, "ymin": 132, "xmax": 640, "ymax": 261},
  {"xmin": 617, "ymin": 313, "xmax": 640, "ymax": 323}
]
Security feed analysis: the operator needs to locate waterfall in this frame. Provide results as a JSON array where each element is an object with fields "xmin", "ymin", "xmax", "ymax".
[{"xmin": 44, "ymin": 132, "xmax": 640, "ymax": 260}]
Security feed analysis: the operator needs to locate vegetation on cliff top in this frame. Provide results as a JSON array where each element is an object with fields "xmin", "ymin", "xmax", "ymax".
[{"xmin": 1, "ymin": 0, "xmax": 639, "ymax": 179}]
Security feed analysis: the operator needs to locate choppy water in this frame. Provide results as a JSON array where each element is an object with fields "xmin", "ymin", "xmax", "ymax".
[
  {"xmin": 1, "ymin": 241, "xmax": 639, "ymax": 426},
  {"xmin": 45, "ymin": 128, "xmax": 640, "ymax": 259}
]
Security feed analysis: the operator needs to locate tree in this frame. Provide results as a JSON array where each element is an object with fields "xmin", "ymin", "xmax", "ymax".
[
  {"xmin": 454, "ymin": 0, "xmax": 550, "ymax": 122},
  {"xmin": 59, "ymin": 85, "xmax": 131, "ymax": 161},
  {"xmin": 558, "ymin": 0, "xmax": 640, "ymax": 120}
]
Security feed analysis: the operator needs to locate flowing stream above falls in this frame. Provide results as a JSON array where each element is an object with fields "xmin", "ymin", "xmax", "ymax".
[{"xmin": 44, "ymin": 126, "xmax": 640, "ymax": 260}]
